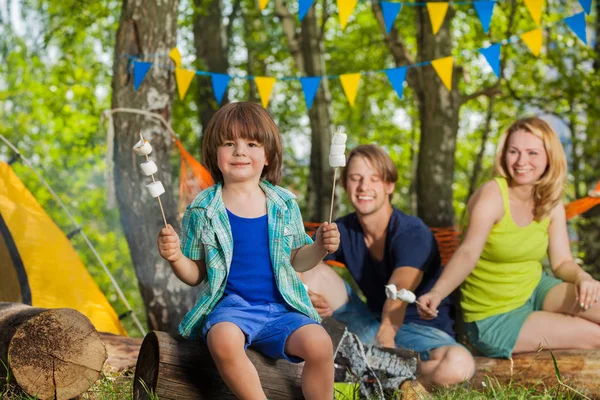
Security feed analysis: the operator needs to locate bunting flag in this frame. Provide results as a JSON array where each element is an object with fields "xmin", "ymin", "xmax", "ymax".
[
  {"xmin": 381, "ymin": 2, "xmax": 402, "ymax": 34},
  {"xmin": 579, "ymin": 0, "xmax": 592, "ymax": 14},
  {"xmin": 175, "ymin": 68, "xmax": 196, "ymax": 100},
  {"xmin": 211, "ymin": 73, "xmax": 231, "ymax": 105},
  {"xmin": 259, "ymin": 0, "xmax": 269, "ymax": 11},
  {"xmin": 300, "ymin": 77, "xmax": 321, "ymax": 110},
  {"xmin": 426, "ymin": 2, "xmax": 449, "ymax": 35},
  {"xmin": 431, "ymin": 56, "xmax": 453, "ymax": 91},
  {"xmin": 473, "ymin": 1, "xmax": 495, "ymax": 34},
  {"xmin": 520, "ymin": 28, "xmax": 543, "ymax": 56},
  {"xmin": 564, "ymin": 12, "xmax": 587, "ymax": 45},
  {"xmin": 169, "ymin": 48, "xmax": 182, "ymax": 67},
  {"xmin": 524, "ymin": 0, "xmax": 544, "ymax": 26},
  {"xmin": 133, "ymin": 61, "xmax": 152, "ymax": 91},
  {"xmin": 255, "ymin": 76, "xmax": 276, "ymax": 108},
  {"xmin": 480, "ymin": 44, "xmax": 501, "ymax": 78},
  {"xmin": 299, "ymin": 0, "xmax": 315, "ymax": 21},
  {"xmin": 337, "ymin": 0, "xmax": 358, "ymax": 30},
  {"xmin": 385, "ymin": 67, "xmax": 407, "ymax": 99},
  {"xmin": 340, "ymin": 73, "xmax": 361, "ymax": 107}
]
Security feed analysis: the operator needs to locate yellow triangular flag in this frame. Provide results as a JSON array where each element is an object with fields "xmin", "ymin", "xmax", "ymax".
[
  {"xmin": 426, "ymin": 2, "xmax": 449, "ymax": 35},
  {"xmin": 524, "ymin": 0, "xmax": 544, "ymax": 26},
  {"xmin": 431, "ymin": 56, "xmax": 453, "ymax": 91},
  {"xmin": 258, "ymin": 0, "xmax": 269, "ymax": 10},
  {"xmin": 169, "ymin": 48, "xmax": 182, "ymax": 68},
  {"xmin": 337, "ymin": 0, "xmax": 358, "ymax": 30},
  {"xmin": 339, "ymin": 73, "xmax": 361, "ymax": 107},
  {"xmin": 255, "ymin": 77, "xmax": 276, "ymax": 108},
  {"xmin": 520, "ymin": 28, "xmax": 543, "ymax": 56},
  {"xmin": 175, "ymin": 68, "xmax": 196, "ymax": 100}
]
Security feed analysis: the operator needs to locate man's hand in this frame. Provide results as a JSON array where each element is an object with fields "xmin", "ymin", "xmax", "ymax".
[
  {"xmin": 315, "ymin": 222, "xmax": 340, "ymax": 255},
  {"xmin": 375, "ymin": 324, "xmax": 396, "ymax": 348},
  {"xmin": 158, "ymin": 224, "xmax": 182, "ymax": 263},
  {"xmin": 308, "ymin": 290, "xmax": 334, "ymax": 317}
]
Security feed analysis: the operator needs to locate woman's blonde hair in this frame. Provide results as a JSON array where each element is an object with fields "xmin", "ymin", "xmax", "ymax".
[
  {"xmin": 495, "ymin": 116, "xmax": 567, "ymax": 221},
  {"xmin": 202, "ymin": 102, "xmax": 283, "ymax": 185}
]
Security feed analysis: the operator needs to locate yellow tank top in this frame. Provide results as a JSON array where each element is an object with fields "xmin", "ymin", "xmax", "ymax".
[{"xmin": 460, "ymin": 177, "xmax": 549, "ymax": 322}]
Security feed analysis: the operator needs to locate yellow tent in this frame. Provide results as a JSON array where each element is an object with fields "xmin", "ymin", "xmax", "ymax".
[{"xmin": 0, "ymin": 161, "xmax": 126, "ymax": 335}]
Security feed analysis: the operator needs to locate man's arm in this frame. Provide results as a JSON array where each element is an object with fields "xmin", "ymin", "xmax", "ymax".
[{"xmin": 376, "ymin": 267, "xmax": 424, "ymax": 347}]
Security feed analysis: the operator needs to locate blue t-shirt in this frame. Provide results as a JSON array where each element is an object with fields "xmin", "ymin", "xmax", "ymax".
[
  {"xmin": 224, "ymin": 209, "xmax": 284, "ymax": 304},
  {"xmin": 325, "ymin": 208, "xmax": 455, "ymax": 336}
]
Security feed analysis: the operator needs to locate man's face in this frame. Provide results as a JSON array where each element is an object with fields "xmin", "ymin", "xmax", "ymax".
[{"xmin": 345, "ymin": 156, "xmax": 395, "ymax": 217}]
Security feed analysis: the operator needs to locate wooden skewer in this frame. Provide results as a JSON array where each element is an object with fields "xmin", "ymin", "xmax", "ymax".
[
  {"xmin": 139, "ymin": 132, "xmax": 168, "ymax": 229},
  {"xmin": 328, "ymin": 126, "xmax": 345, "ymax": 224}
]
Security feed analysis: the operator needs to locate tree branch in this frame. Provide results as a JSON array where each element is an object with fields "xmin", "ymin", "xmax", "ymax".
[{"xmin": 274, "ymin": 0, "xmax": 304, "ymax": 71}]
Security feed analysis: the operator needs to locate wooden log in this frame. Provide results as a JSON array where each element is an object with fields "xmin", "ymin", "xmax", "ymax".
[
  {"xmin": 134, "ymin": 317, "xmax": 419, "ymax": 400},
  {"xmin": 99, "ymin": 332, "xmax": 143, "ymax": 372},
  {"xmin": 0, "ymin": 302, "xmax": 107, "ymax": 400},
  {"xmin": 474, "ymin": 349, "xmax": 600, "ymax": 397}
]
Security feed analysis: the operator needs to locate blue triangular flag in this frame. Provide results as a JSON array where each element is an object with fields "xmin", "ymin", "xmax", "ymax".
[
  {"xmin": 133, "ymin": 61, "xmax": 152, "ymax": 91},
  {"xmin": 480, "ymin": 43, "xmax": 501, "ymax": 78},
  {"xmin": 385, "ymin": 67, "xmax": 407, "ymax": 99},
  {"xmin": 473, "ymin": 1, "xmax": 495, "ymax": 34},
  {"xmin": 299, "ymin": 0, "xmax": 315, "ymax": 21},
  {"xmin": 381, "ymin": 2, "xmax": 402, "ymax": 34},
  {"xmin": 578, "ymin": 0, "xmax": 592, "ymax": 14},
  {"xmin": 300, "ymin": 77, "xmax": 321, "ymax": 110},
  {"xmin": 564, "ymin": 12, "xmax": 587, "ymax": 45},
  {"xmin": 211, "ymin": 73, "xmax": 231, "ymax": 105}
]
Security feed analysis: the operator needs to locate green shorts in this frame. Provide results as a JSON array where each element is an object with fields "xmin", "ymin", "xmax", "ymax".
[{"xmin": 464, "ymin": 272, "xmax": 563, "ymax": 358}]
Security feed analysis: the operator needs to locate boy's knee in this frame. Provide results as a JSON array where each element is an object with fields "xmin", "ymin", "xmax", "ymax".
[
  {"xmin": 303, "ymin": 331, "xmax": 334, "ymax": 363},
  {"xmin": 207, "ymin": 323, "xmax": 245, "ymax": 361}
]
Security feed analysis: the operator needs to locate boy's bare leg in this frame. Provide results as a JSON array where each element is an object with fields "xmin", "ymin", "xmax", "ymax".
[
  {"xmin": 285, "ymin": 324, "xmax": 334, "ymax": 400},
  {"xmin": 206, "ymin": 322, "xmax": 266, "ymax": 400}
]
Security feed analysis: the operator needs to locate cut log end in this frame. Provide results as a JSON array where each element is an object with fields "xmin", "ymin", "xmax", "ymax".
[
  {"xmin": 3, "ymin": 305, "xmax": 106, "ymax": 400},
  {"xmin": 133, "ymin": 332, "xmax": 160, "ymax": 400}
]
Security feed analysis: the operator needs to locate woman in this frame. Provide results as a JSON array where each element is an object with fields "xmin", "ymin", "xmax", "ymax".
[{"xmin": 417, "ymin": 116, "xmax": 600, "ymax": 358}]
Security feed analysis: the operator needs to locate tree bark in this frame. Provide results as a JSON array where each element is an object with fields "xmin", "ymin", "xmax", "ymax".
[
  {"xmin": 275, "ymin": 0, "xmax": 335, "ymax": 221},
  {"xmin": 133, "ymin": 318, "xmax": 418, "ymax": 399},
  {"xmin": 99, "ymin": 332, "xmax": 143, "ymax": 372},
  {"xmin": 193, "ymin": 0, "xmax": 233, "ymax": 129},
  {"xmin": 111, "ymin": 0, "xmax": 198, "ymax": 335},
  {"xmin": 474, "ymin": 350, "xmax": 600, "ymax": 397},
  {"xmin": 0, "ymin": 302, "xmax": 106, "ymax": 400}
]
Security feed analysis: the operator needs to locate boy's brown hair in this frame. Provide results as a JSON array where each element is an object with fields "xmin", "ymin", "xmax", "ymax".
[
  {"xmin": 341, "ymin": 144, "xmax": 398, "ymax": 200},
  {"xmin": 202, "ymin": 102, "xmax": 283, "ymax": 185}
]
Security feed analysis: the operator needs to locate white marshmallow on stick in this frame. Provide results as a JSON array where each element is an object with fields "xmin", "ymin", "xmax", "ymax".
[
  {"xmin": 133, "ymin": 132, "xmax": 168, "ymax": 228},
  {"xmin": 328, "ymin": 127, "xmax": 347, "ymax": 223},
  {"xmin": 384, "ymin": 284, "xmax": 422, "ymax": 306}
]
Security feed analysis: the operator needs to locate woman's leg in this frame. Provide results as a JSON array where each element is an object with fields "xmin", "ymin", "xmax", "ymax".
[
  {"xmin": 206, "ymin": 322, "xmax": 266, "ymax": 400},
  {"xmin": 514, "ymin": 283, "xmax": 600, "ymax": 353},
  {"xmin": 285, "ymin": 324, "xmax": 334, "ymax": 400}
]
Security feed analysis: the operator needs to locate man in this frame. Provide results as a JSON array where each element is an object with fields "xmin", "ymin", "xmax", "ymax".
[{"xmin": 301, "ymin": 144, "xmax": 475, "ymax": 388}]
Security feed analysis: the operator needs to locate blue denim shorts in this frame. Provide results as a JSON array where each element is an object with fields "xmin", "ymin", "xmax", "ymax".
[
  {"xmin": 202, "ymin": 294, "xmax": 318, "ymax": 363},
  {"xmin": 332, "ymin": 282, "xmax": 458, "ymax": 361}
]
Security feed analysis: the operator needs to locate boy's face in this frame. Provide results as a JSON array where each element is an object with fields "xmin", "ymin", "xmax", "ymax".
[
  {"xmin": 345, "ymin": 156, "xmax": 394, "ymax": 217},
  {"xmin": 217, "ymin": 138, "xmax": 268, "ymax": 184}
]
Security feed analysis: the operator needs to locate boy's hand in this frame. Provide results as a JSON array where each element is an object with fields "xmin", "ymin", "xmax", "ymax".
[
  {"xmin": 315, "ymin": 222, "xmax": 340, "ymax": 255},
  {"xmin": 158, "ymin": 224, "xmax": 182, "ymax": 263}
]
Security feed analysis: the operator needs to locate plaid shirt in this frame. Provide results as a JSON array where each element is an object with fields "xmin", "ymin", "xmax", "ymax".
[{"xmin": 178, "ymin": 180, "xmax": 321, "ymax": 339}]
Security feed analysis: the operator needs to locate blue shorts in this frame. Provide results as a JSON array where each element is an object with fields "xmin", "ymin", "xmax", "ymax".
[
  {"xmin": 332, "ymin": 282, "xmax": 458, "ymax": 361},
  {"xmin": 202, "ymin": 294, "xmax": 318, "ymax": 363}
]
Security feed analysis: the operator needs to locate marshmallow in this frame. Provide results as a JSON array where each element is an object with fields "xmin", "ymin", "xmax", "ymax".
[
  {"xmin": 397, "ymin": 289, "xmax": 416, "ymax": 304},
  {"xmin": 133, "ymin": 139, "xmax": 152, "ymax": 155},
  {"xmin": 329, "ymin": 144, "xmax": 345, "ymax": 156},
  {"xmin": 332, "ymin": 133, "xmax": 347, "ymax": 145},
  {"xmin": 385, "ymin": 284, "xmax": 397, "ymax": 300},
  {"xmin": 146, "ymin": 181, "xmax": 165, "ymax": 198},
  {"xmin": 329, "ymin": 155, "xmax": 346, "ymax": 168},
  {"xmin": 140, "ymin": 160, "xmax": 158, "ymax": 176}
]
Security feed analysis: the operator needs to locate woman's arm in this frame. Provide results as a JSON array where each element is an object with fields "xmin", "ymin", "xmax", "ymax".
[
  {"xmin": 417, "ymin": 180, "xmax": 504, "ymax": 318},
  {"xmin": 547, "ymin": 204, "xmax": 600, "ymax": 309}
]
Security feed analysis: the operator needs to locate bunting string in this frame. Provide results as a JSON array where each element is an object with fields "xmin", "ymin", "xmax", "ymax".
[{"xmin": 129, "ymin": 8, "xmax": 589, "ymax": 109}]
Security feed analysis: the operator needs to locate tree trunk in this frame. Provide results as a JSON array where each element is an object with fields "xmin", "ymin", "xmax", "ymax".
[
  {"xmin": 275, "ymin": 0, "xmax": 335, "ymax": 221},
  {"xmin": 0, "ymin": 302, "xmax": 106, "ymax": 400},
  {"xmin": 111, "ymin": 0, "xmax": 198, "ymax": 335},
  {"xmin": 133, "ymin": 318, "xmax": 418, "ymax": 400},
  {"xmin": 474, "ymin": 350, "xmax": 600, "ymax": 396},
  {"xmin": 193, "ymin": 0, "xmax": 232, "ymax": 129}
]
